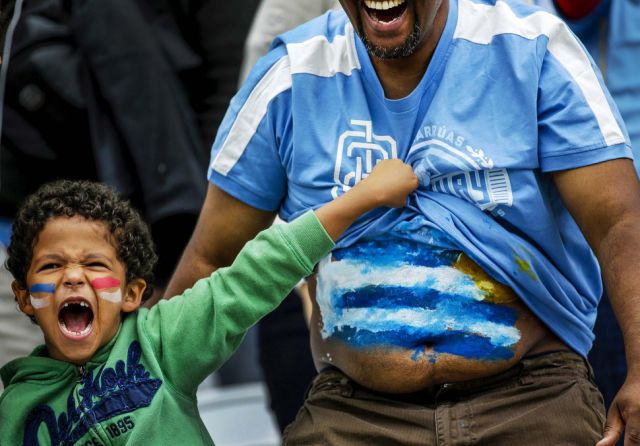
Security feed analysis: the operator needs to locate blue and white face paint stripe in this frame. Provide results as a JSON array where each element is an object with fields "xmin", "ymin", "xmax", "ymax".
[
  {"xmin": 316, "ymin": 229, "xmax": 521, "ymax": 362},
  {"xmin": 29, "ymin": 283, "xmax": 56, "ymax": 309}
]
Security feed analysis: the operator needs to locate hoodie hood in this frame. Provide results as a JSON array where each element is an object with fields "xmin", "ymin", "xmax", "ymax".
[
  {"xmin": 1, "ymin": 346, "xmax": 76, "ymax": 388},
  {"xmin": 1, "ymin": 322, "xmax": 123, "ymax": 388}
]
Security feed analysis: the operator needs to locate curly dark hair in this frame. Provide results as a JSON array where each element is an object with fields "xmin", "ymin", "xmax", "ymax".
[{"xmin": 6, "ymin": 180, "xmax": 157, "ymax": 302}]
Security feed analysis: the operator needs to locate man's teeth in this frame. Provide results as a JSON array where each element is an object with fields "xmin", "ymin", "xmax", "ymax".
[
  {"xmin": 364, "ymin": 0, "xmax": 406, "ymax": 10},
  {"xmin": 60, "ymin": 321, "xmax": 92, "ymax": 336}
]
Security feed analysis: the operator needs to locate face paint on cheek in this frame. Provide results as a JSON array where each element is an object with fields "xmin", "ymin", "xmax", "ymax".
[
  {"xmin": 29, "ymin": 283, "xmax": 56, "ymax": 309},
  {"xmin": 90, "ymin": 277, "xmax": 122, "ymax": 303},
  {"xmin": 97, "ymin": 290, "xmax": 123, "ymax": 303}
]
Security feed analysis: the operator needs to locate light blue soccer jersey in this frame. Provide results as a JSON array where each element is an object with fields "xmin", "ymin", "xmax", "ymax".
[
  {"xmin": 532, "ymin": 0, "xmax": 640, "ymax": 175},
  {"xmin": 209, "ymin": 0, "xmax": 632, "ymax": 356}
]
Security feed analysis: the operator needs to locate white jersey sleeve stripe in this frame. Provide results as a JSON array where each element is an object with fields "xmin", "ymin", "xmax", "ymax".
[
  {"xmin": 212, "ymin": 56, "xmax": 293, "ymax": 176},
  {"xmin": 288, "ymin": 23, "xmax": 361, "ymax": 77},
  {"xmin": 455, "ymin": 0, "xmax": 625, "ymax": 147}
]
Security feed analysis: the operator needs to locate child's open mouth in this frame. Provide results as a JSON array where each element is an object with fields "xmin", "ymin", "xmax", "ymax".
[
  {"xmin": 58, "ymin": 298, "xmax": 94, "ymax": 339},
  {"xmin": 363, "ymin": 0, "xmax": 408, "ymax": 23}
]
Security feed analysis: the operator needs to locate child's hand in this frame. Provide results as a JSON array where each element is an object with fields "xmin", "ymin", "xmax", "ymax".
[
  {"xmin": 315, "ymin": 159, "xmax": 418, "ymax": 240},
  {"xmin": 356, "ymin": 159, "xmax": 419, "ymax": 208}
]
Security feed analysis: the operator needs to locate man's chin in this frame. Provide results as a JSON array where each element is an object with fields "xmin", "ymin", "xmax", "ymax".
[{"xmin": 361, "ymin": 25, "xmax": 423, "ymax": 59}]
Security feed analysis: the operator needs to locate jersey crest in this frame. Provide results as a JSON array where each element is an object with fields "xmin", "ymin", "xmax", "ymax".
[
  {"xmin": 332, "ymin": 120, "xmax": 398, "ymax": 198},
  {"xmin": 409, "ymin": 124, "xmax": 513, "ymax": 212}
]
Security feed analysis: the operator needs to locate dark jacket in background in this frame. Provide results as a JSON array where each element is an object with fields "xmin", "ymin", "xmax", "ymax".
[
  {"xmin": 2, "ymin": 0, "xmax": 206, "ymax": 224},
  {"xmin": 1, "ymin": 0, "xmax": 259, "ymax": 284}
]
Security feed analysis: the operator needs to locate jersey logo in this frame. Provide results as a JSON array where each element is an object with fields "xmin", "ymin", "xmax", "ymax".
[
  {"xmin": 332, "ymin": 120, "xmax": 398, "ymax": 198},
  {"xmin": 23, "ymin": 341, "xmax": 162, "ymax": 445},
  {"xmin": 409, "ymin": 125, "xmax": 513, "ymax": 212}
]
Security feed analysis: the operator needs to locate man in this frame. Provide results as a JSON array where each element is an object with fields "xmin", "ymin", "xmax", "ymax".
[{"xmin": 166, "ymin": 0, "xmax": 640, "ymax": 444}]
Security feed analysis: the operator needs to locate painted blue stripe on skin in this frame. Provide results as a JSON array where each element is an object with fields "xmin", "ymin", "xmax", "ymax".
[
  {"xmin": 340, "ymin": 286, "xmax": 443, "ymax": 309},
  {"xmin": 333, "ymin": 326, "xmax": 515, "ymax": 361},
  {"xmin": 333, "ymin": 238, "xmax": 459, "ymax": 267},
  {"xmin": 29, "ymin": 283, "xmax": 56, "ymax": 294},
  {"xmin": 324, "ymin": 286, "xmax": 519, "ymax": 360},
  {"xmin": 334, "ymin": 287, "xmax": 517, "ymax": 324}
]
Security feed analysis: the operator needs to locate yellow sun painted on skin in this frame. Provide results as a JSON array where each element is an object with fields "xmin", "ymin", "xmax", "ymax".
[{"xmin": 454, "ymin": 253, "xmax": 518, "ymax": 304}]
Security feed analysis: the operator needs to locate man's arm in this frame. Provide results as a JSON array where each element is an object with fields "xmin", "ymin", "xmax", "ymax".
[
  {"xmin": 163, "ymin": 183, "xmax": 276, "ymax": 298},
  {"xmin": 552, "ymin": 158, "xmax": 640, "ymax": 446}
]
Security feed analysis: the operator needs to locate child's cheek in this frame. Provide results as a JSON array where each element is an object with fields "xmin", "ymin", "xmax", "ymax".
[
  {"xmin": 30, "ymin": 295, "xmax": 51, "ymax": 309},
  {"xmin": 90, "ymin": 277, "xmax": 123, "ymax": 303},
  {"xmin": 97, "ymin": 289, "xmax": 123, "ymax": 303},
  {"xmin": 29, "ymin": 283, "xmax": 56, "ymax": 309}
]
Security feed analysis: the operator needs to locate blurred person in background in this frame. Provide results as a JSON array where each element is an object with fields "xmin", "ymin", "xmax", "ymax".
[{"xmin": 240, "ymin": 0, "xmax": 341, "ymax": 82}]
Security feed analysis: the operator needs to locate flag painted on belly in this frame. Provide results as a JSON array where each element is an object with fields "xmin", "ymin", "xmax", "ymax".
[
  {"xmin": 29, "ymin": 283, "xmax": 56, "ymax": 309},
  {"xmin": 316, "ymin": 232, "xmax": 521, "ymax": 361},
  {"xmin": 90, "ymin": 277, "xmax": 122, "ymax": 303}
]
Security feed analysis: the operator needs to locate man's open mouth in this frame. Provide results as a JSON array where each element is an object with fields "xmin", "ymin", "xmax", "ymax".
[
  {"xmin": 58, "ymin": 299, "xmax": 94, "ymax": 338},
  {"xmin": 363, "ymin": 0, "xmax": 408, "ymax": 23}
]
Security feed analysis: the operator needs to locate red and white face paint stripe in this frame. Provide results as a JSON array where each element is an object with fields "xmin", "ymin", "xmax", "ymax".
[{"xmin": 90, "ymin": 277, "xmax": 122, "ymax": 303}]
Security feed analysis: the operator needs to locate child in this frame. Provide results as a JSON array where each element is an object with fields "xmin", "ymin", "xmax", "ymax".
[{"xmin": 0, "ymin": 159, "xmax": 417, "ymax": 445}]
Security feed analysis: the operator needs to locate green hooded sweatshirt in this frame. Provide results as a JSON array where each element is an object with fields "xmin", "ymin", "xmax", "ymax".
[{"xmin": 0, "ymin": 211, "xmax": 333, "ymax": 445}]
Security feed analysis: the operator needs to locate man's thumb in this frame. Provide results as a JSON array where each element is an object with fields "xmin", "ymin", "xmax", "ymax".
[{"xmin": 596, "ymin": 404, "xmax": 624, "ymax": 446}]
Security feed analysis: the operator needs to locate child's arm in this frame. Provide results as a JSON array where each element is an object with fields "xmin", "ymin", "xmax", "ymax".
[{"xmin": 142, "ymin": 160, "xmax": 417, "ymax": 394}]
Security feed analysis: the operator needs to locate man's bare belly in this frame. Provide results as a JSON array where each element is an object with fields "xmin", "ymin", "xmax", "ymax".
[{"xmin": 307, "ymin": 233, "xmax": 568, "ymax": 394}]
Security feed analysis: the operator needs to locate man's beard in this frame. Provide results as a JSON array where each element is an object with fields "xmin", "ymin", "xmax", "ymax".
[{"xmin": 358, "ymin": 21, "xmax": 423, "ymax": 60}]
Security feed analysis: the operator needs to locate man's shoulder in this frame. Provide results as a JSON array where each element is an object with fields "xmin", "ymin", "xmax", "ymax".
[
  {"xmin": 264, "ymin": 10, "xmax": 361, "ymax": 82},
  {"xmin": 455, "ymin": 0, "xmax": 566, "ymax": 46}
]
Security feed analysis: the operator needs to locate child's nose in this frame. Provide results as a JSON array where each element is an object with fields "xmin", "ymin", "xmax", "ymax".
[{"xmin": 63, "ymin": 266, "xmax": 85, "ymax": 288}]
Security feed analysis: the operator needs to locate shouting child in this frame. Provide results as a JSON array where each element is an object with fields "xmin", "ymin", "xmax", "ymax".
[{"xmin": 0, "ymin": 160, "xmax": 417, "ymax": 445}]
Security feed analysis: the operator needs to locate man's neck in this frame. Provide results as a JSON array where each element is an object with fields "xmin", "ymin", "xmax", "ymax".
[{"xmin": 371, "ymin": 0, "xmax": 449, "ymax": 100}]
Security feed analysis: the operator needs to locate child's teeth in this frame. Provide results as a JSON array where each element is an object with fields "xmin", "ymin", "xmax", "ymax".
[
  {"xmin": 63, "ymin": 301, "xmax": 90, "ymax": 307},
  {"xmin": 60, "ymin": 321, "xmax": 92, "ymax": 336}
]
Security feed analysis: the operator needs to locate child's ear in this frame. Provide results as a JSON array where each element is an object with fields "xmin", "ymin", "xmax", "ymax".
[
  {"xmin": 121, "ymin": 278, "xmax": 146, "ymax": 313},
  {"xmin": 12, "ymin": 281, "xmax": 34, "ymax": 317}
]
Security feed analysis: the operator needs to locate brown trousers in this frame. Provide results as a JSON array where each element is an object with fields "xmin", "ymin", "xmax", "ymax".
[{"xmin": 282, "ymin": 351, "xmax": 605, "ymax": 445}]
